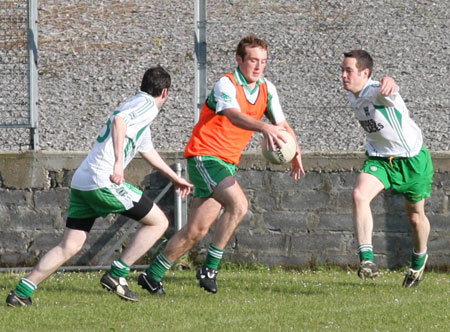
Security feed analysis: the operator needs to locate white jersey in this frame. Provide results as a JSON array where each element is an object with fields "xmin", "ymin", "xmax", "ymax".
[
  {"xmin": 71, "ymin": 91, "xmax": 159, "ymax": 191},
  {"xmin": 211, "ymin": 68, "xmax": 286, "ymax": 124},
  {"xmin": 347, "ymin": 78, "xmax": 423, "ymax": 157}
]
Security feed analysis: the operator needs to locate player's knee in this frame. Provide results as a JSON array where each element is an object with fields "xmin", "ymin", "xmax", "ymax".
[
  {"xmin": 155, "ymin": 216, "xmax": 169, "ymax": 232},
  {"xmin": 408, "ymin": 212, "xmax": 424, "ymax": 228},
  {"xmin": 141, "ymin": 204, "xmax": 169, "ymax": 230},
  {"xmin": 236, "ymin": 199, "xmax": 248, "ymax": 219},
  {"xmin": 226, "ymin": 196, "xmax": 248, "ymax": 219},
  {"xmin": 59, "ymin": 239, "xmax": 84, "ymax": 258},
  {"xmin": 352, "ymin": 187, "xmax": 368, "ymax": 205},
  {"xmin": 186, "ymin": 224, "xmax": 210, "ymax": 243}
]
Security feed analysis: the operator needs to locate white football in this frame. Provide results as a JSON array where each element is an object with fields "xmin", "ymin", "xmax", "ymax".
[{"xmin": 261, "ymin": 130, "xmax": 297, "ymax": 165}]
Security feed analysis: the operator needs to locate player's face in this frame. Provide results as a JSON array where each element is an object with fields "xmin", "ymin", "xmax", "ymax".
[
  {"xmin": 236, "ymin": 46, "xmax": 267, "ymax": 87},
  {"xmin": 341, "ymin": 57, "xmax": 369, "ymax": 96}
]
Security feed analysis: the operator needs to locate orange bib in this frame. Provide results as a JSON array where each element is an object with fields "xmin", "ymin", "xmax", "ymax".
[{"xmin": 185, "ymin": 73, "xmax": 268, "ymax": 164}]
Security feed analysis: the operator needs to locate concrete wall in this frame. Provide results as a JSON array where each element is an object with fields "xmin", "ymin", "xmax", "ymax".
[{"xmin": 0, "ymin": 151, "xmax": 449, "ymax": 269}]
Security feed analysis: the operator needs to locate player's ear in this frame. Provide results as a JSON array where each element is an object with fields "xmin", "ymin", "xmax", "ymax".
[
  {"xmin": 161, "ymin": 88, "xmax": 169, "ymax": 100},
  {"xmin": 362, "ymin": 68, "xmax": 370, "ymax": 79}
]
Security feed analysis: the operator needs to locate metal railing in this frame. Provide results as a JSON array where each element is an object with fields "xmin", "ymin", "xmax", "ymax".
[{"xmin": 0, "ymin": 0, "xmax": 38, "ymax": 150}]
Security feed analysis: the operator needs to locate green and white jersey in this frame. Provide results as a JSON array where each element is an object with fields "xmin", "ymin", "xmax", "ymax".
[
  {"xmin": 207, "ymin": 68, "xmax": 286, "ymax": 124},
  {"xmin": 348, "ymin": 78, "xmax": 423, "ymax": 157},
  {"xmin": 71, "ymin": 91, "xmax": 159, "ymax": 191}
]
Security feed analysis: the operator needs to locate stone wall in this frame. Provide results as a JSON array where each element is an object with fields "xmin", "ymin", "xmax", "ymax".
[{"xmin": 0, "ymin": 151, "xmax": 449, "ymax": 269}]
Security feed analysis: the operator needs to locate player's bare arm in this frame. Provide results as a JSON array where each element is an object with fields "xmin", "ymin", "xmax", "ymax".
[
  {"xmin": 140, "ymin": 148, "xmax": 193, "ymax": 198},
  {"xmin": 379, "ymin": 76, "xmax": 398, "ymax": 95},
  {"xmin": 222, "ymin": 108, "xmax": 287, "ymax": 151},
  {"xmin": 110, "ymin": 115, "xmax": 127, "ymax": 184}
]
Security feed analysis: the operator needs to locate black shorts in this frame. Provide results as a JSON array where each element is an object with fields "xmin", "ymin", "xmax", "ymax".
[{"xmin": 66, "ymin": 195, "xmax": 154, "ymax": 232}]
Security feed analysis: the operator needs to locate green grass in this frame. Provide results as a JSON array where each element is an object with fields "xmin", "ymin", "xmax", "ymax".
[{"xmin": 1, "ymin": 266, "xmax": 449, "ymax": 332}]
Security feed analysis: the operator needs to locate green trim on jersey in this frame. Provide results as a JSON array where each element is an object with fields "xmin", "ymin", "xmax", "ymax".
[
  {"xmin": 234, "ymin": 67, "xmax": 265, "ymax": 87},
  {"xmin": 205, "ymin": 68, "xmax": 266, "ymax": 111},
  {"xmin": 124, "ymin": 125, "xmax": 147, "ymax": 157},
  {"xmin": 96, "ymin": 110, "xmax": 120, "ymax": 143},
  {"xmin": 206, "ymin": 87, "xmax": 217, "ymax": 110},
  {"xmin": 133, "ymin": 97, "xmax": 155, "ymax": 118},
  {"xmin": 375, "ymin": 105, "xmax": 412, "ymax": 156}
]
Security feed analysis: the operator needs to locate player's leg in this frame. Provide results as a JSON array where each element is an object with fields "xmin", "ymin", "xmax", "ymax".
[
  {"xmin": 394, "ymin": 146, "xmax": 434, "ymax": 287},
  {"xmin": 405, "ymin": 199, "xmax": 430, "ymax": 255},
  {"xmin": 402, "ymin": 199, "xmax": 430, "ymax": 287},
  {"xmin": 196, "ymin": 175, "xmax": 249, "ymax": 293},
  {"xmin": 210, "ymin": 176, "xmax": 248, "ymax": 248},
  {"xmin": 141, "ymin": 156, "xmax": 232, "ymax": 295},
  {"xmin": 353, "ymin": 172, "xmax": 384, "ymax": 279},
  {"xmin": 119, "ymin": 203, "xmax": 168, "ymax": 266},
  {"xmin": 164, "ymin": 197, "xmax": 222, "ymax": 261},
  {"xmin": 6, "ymin": 225, "xmax": 90, "ymax": 307},
  {"xmin": 101, "ymin": 192, "xmax": 166, "ymax": 301},
  {"xmin": 139, "ymin": 197, "xmax": 222, "ymax": 295}
]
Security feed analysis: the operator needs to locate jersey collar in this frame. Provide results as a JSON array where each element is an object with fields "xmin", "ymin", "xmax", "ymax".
[
  {"xmin": 137, "ymin": 90, "xmax": 153, "ymax": 98},
  {"xmin": 359, "ymin": 77, "xmax": 376, "ymax": 98},
  {"xmin": 233, "ymin": 68, "xmax": 265, "ymax": 86}
]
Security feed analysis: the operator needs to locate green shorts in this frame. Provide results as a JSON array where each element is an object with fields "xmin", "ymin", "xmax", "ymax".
[
  {"xmin": 67, "ymin": 182, "xmax": 143, "ymax": 219},
  {"xmin": 187, "ymin": 156, "xmax": 236, "ymax": 198},
  {"xmin": 361, "ymin": 146, "xmax": 434, "ymax": 203}
]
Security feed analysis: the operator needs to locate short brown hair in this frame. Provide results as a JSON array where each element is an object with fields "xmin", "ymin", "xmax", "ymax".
[
  {"xmin": 140, "ymin": 66, "xmax": 171, "ymax": 97},
  {"xmin": 344, "ymin": 50, "xmax": 373, "ymax": 77},
  {"xmin": 236, "ymin": 34, "xmax": 268, "ymax": 59}
]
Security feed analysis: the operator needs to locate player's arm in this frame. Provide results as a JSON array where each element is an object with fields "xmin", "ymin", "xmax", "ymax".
[
  {"xmin": 379, "ymin": 76, "xmax": 398, "ymax": 96},
  {"xmin": 275, "ymin": 120, "xmax": 305, "ymax": 180},
  {"xmin": 222, "ymin": 108, "xmax": 287, "ymax": 151},
  {"xmin": 214, "ymin": 77, "xmax": 285, "ymax": 150},
  {"xmin": 140, "ymin": 148, "xmax": 193, "ymax": 198},
  {"xmin": 110, "ymin": 115, "xmax": 127, "ymax": 184}
]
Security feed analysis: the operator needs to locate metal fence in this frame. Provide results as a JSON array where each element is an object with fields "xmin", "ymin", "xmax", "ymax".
[
  {"xmin": 1, "ymin": 1, "xmax": 448, "ymax": 151},
  {"xmin": 200, "ymin": 0, "xmax": 450, "ymax": 153},
  {"xmin": 0, "ymin": 0, "xmax": 38, "ymax": 150}
]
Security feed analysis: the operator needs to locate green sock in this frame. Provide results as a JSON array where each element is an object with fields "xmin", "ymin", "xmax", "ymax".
[
  {"xmin": 109, "ymin": 259, "xmax": 130, "ymax": 279},
  {"xmin": 147, "ymin": 253, "xmax": 173, "ymax": 282},
  {"xmin": 411, "ymin": 250, "xmax": 427, "ymax": 270},
  {"xmin": 358, "ymin": 244, "xmax": 374, "ymax": 262},
  {"xmin": 204, "ymin": 243, "xmax": 224, "ymax": 270},
  {"xmin": 15, "ymin": 278, "xmax": 37, "ymax": 298}
]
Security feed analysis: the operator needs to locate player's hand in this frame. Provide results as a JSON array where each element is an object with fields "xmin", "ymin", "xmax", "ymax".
[
  {"xmin": 290, "ymin": 151, "xmax": 305, "ymax": 181},
  {"xmin": 262, "ymin": 124, "xmax": 288, "ymax": 152},
  {"xmin": 380, "ymin": 76, "xmax": 397, "ymax": 95},
  {"xmin": 110, "ymin": 164, "xmax": 125, "ymax": 184},
  {"xmin": 173, "ymin": 177, "xmax": 194, "ymax": 198}
]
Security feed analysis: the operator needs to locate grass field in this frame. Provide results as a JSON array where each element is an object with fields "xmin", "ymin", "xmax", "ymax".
[{"xmin": 1, "ymin": 265, "xmax": 449, "ymax": 332}]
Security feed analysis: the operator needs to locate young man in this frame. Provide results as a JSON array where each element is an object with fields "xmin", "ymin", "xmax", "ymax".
[
  {"xmin": 6, "ymin": 67, "xmax": 193, "ymax": 307},
  {"xmin": 341, "ymin": 50, "xmax": 434, "ymax": 287},
  {"xmin": 137, "ymin": 34, "xmax": 305, "ymax": 295}
]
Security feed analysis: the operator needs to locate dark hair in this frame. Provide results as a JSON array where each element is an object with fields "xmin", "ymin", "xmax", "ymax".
[
  {"xmin": 344, "ymin": 50, "xmax": 373, "ymax": 77},
  {"xmin": 140, "ymin": 66, "xmax": 171, "ymax": 97},
  {"xmin": 236, "ymin": 34, "xmax": 268, "ymax": 59}
]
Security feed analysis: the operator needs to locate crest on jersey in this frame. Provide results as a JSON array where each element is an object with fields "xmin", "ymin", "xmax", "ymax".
[
  {"xmin": 220, "ymin": 92, "xmax": 232, "ymax": 103},
  {"xmin": 364, "ymin": 107, "xmax": 370, "ymax": 117}
]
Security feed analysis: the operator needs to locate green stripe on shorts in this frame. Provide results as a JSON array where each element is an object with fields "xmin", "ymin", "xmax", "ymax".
[
  {"xmin": 187, "ymin": 156, "xmax": 236, "ymax": 198},
  {"xmin": 67, "ymin": 183, "xmax": 143, "ymax": 219}
]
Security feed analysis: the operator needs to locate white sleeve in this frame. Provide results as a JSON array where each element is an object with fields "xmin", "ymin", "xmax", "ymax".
[
  {"xmin": 265, "ymin": 80, "xmax": 286, "ymax": 124},
  {"xmin": 375, "ymin": 87, "xmax": 401, "ymax": 107},
  {"xmin": 214, "ymin": 76, "xmax": 241, "ymax": 113}
]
